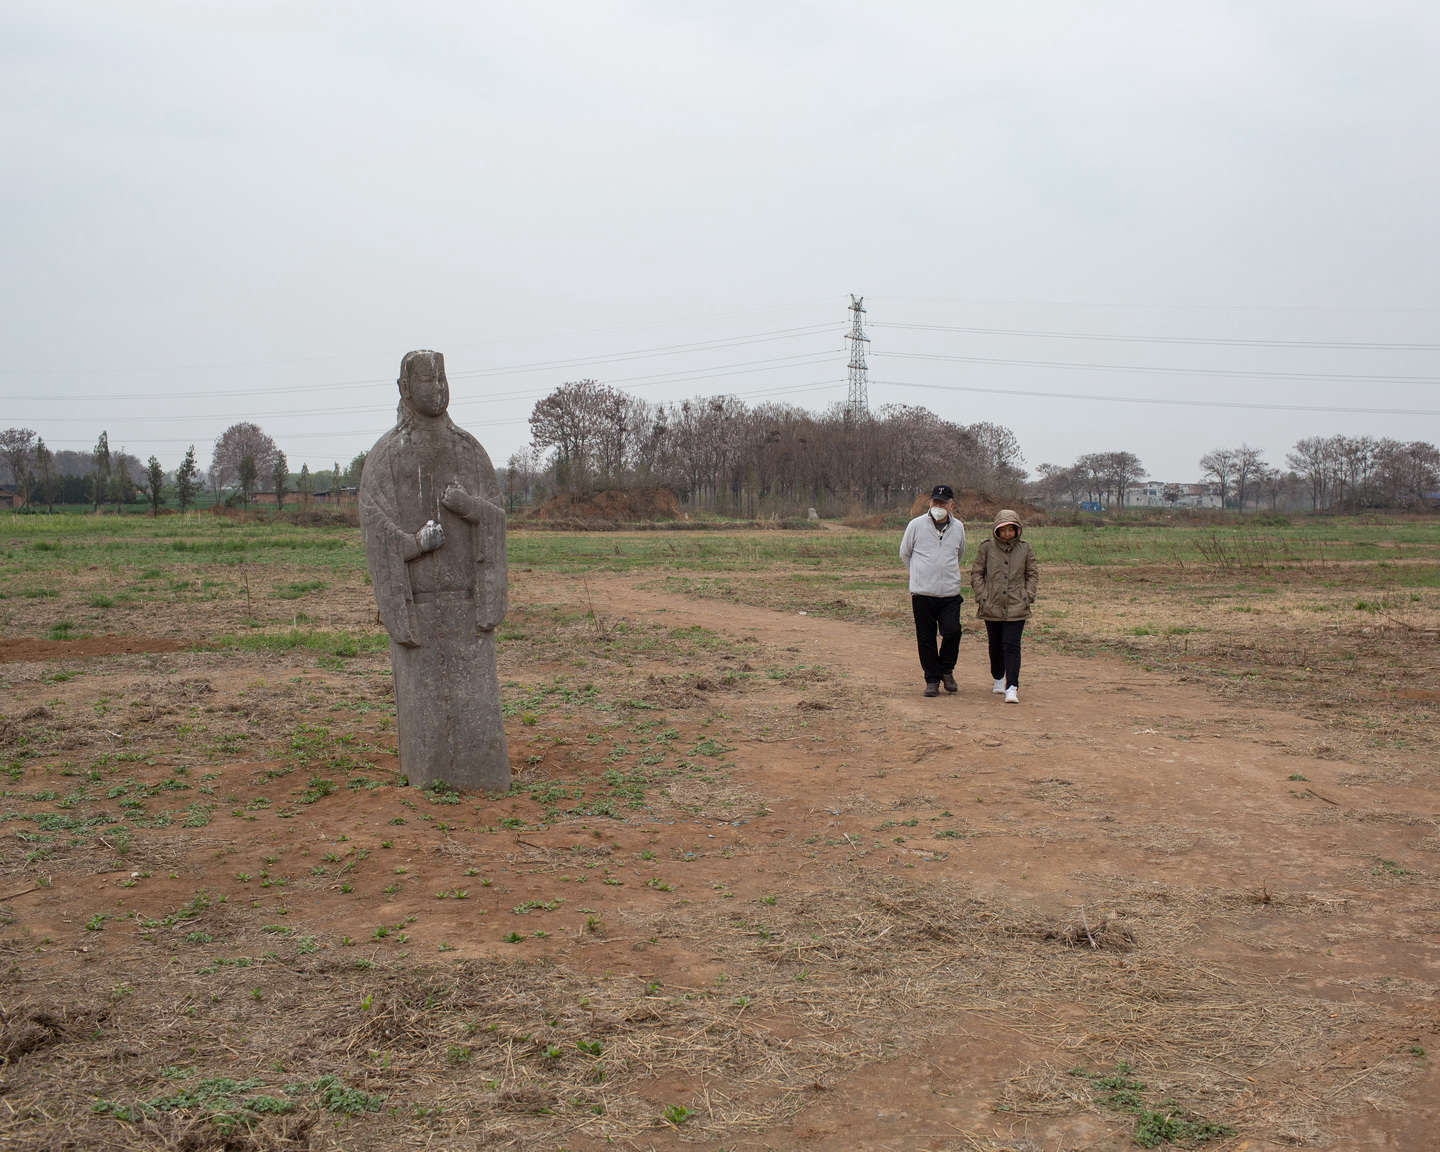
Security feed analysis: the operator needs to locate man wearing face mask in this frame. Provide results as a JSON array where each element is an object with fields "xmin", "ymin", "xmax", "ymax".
[{"xmin": 899, "ymin": 484, "xmax": 967, "ymax": 697}]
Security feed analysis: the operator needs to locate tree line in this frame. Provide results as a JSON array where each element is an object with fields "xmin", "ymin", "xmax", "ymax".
[
  {"xmin": 5, "ymin": 406, "xmax": 1437, "ymax": 517},
  {"xmin": 514, "ymin": 380, "xmax": 1432, "ymax": 517},
  {"xmin": 1029, "ymin": 437, "xmax": 1437, "ymax": 511},
  {"xmin": 0, "ymin": 423, "xmax": 367, "ymax": 514},
  {"xmin": 512, "ymin": 379, "xmax": 1027, "ymax": 514},
  {"xmin": 1193, "ymin": 437, "xmax": 1437, "ymax": 511},
  {"xmin": 1025, "ymin": 437, "xmax": 1440, "ymax": 512}
]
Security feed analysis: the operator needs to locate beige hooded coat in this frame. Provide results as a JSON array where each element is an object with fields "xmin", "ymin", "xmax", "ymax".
[{"xmin": 970, "ymin": 509, "xmax": 1038, "ymax": 621}]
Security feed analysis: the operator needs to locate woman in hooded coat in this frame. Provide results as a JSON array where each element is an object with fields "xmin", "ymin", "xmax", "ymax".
[{"xmin": 970, "ymin": 508, "xmax": 1038, "ymax": 702}]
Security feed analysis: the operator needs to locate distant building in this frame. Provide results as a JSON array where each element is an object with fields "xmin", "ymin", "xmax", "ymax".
[
  {"xmin": 1122, "ymin": 482, "xmax": 1221, "ymax": 509},
  {"xmin": 313, "ymin": 486, "xmax": 358, "ymax": 507}
]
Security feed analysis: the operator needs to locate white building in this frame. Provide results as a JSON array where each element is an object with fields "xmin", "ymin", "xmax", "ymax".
[{"xmin": 1122, "ymin": 482, "xmax": 1221, "ymax": 509}]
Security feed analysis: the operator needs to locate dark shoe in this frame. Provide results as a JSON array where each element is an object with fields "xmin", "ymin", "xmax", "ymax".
[
  {"xmin": 923, "ymin": 681, "xmax": 940, "ymax": 697},
  {"xmin": 941, "ymin": 674, "xmax": 957, "ymax": 693}
]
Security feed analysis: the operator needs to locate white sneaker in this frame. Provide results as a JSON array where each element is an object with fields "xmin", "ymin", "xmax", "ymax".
[
  {"xmin": 1004, "ymin": 686, "xmax": 1020, "ymax": 704},
  {"xmin": 992, "ymin": 679, "xmax": 1006, "ymax": 694}
]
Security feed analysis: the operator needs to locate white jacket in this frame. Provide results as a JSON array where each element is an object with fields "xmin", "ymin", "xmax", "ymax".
[{"xmin": 899, "ymin": 513, "xmax": 967, "ymax": 597}]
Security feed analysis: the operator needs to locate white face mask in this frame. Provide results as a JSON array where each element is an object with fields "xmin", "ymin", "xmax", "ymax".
[{"xmin": 930, "ymin": 505, "xmax": 949, "ymax": 522}]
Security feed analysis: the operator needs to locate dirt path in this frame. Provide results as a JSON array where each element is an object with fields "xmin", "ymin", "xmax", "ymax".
[
  {"xmin": 548, "ymin": 572, "xmax": 1440, "ymax": 1150},
  {"xmin": 581, "ymin": 570, "xmax": 1435, "ymax": 895}
]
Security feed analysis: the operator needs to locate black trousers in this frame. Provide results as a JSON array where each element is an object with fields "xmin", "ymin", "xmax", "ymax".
[
  {"xmin": 911, "ymin": 594, "xmax": 963, "ymax": 683},
  {"xmin": 985, "ymin": 619, "xmax": 1026, "ymax": 687}
]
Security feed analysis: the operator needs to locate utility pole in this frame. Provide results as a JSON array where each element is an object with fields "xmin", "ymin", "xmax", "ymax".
[{"xmin": 845, "ymin": 294, "xmax": 869, "ymax": 425}]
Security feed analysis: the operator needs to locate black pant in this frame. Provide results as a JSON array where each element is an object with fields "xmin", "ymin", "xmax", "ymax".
[
  {"xmin": 985, "ymin": 619, "xmax": 1025, "ymax": 687},
  {"xmin": 911, "ymin": 594, "xmax": 962, "ymax": 683}
]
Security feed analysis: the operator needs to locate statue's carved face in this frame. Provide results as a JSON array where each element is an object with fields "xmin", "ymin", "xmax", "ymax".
[{"xmin": 403, "ymin": 355, "xmax": 449, "ymax": 417}]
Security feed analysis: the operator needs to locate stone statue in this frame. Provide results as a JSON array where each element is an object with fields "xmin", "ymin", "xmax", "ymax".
[{"xmin": 359, "ymin": 350, "xmax": 510, "ymax": 791}]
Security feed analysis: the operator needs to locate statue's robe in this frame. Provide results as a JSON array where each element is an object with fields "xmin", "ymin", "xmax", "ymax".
[{"xmin": 359, "ymin": 414, "xmax": 509, "ymax": 791}]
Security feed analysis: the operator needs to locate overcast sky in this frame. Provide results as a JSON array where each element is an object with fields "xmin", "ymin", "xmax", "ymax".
[{"xmin": 3, "ymin": 0, "xmax": 1438, "ymax": 483}]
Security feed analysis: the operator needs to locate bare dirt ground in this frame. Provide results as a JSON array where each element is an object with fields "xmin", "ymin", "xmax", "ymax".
[{"xmin": 2, "ymin": 554, "xmax": 1438, "ymax": 1151}]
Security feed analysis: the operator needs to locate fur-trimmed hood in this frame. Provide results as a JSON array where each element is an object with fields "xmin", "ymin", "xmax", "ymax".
[{"xmin": 992, "ymin": 508, "xmax": 1023, "ymax": 538}]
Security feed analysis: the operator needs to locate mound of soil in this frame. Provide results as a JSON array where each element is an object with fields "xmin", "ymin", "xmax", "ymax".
[{"xmin": 526, "ymin": 487, "xmax": 681, "ymax": 525}]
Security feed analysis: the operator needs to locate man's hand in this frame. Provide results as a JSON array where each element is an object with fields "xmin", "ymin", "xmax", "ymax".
[{"xmin": 415, "ymin": 519, "xmax": 445, "ymax": 553}]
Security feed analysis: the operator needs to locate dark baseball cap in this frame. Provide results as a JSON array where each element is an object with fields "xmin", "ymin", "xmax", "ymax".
[{"xmin": 930, "ymin": 484, "xmax": 954, "ymax": 500}]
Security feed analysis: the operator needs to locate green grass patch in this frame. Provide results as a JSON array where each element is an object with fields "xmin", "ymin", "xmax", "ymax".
[
  {"xmin": 1068, "ymin": 1063, "xmax": 1234, "ymax": 1148},
  {"xmin": 271, "ymin": 580, "xmax": 329, "ymax": 600},
  {"xmin": 92, "ymin": 1073, "xmax": 382, "ymax": 1133}
]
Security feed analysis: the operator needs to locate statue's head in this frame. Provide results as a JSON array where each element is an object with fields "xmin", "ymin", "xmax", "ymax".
[{"xmin": 398, "ymin": 350, "xmax": 449, "ymax": 418}]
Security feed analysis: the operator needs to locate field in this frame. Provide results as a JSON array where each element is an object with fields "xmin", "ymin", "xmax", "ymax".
[{"xmin": 2, "ymin": 514, "xmax": 1438, "ymax": 1151}]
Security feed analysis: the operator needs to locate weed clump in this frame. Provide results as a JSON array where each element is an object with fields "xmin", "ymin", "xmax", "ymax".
[{"xmin": 1069, "ymin": 1063, "xmax": 1234, "ymax": 1148}]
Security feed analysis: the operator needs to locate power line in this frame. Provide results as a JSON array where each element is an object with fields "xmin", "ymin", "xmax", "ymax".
[
  {"xmin": 870, "ymin": 378, "xmax": 1440, "ymax": 417},
  {"xmin": 871, "ymin": 350, "xmax": 1440, "ymax": 386},
  {"xmin": 449, "ymin": 324, "xmax": 840, "ymax": 378},
  {"xmin": 0, "ymin": 297, "xmax": 840, "ymax": 378},
  {"xmin": 34, "ymin": 379, "xmax": 848, "ymax": 448},
  {"xmin": 881, "ymin": 293, "xmax": 1440, "ymax": 316},
  {"xmin": 870, "ymin": 321, "xmax": 1440, "ymax": 353},
  {"xmin": 0, "ymin": 324, "xmax": 841, "ymax": 402},
  {"xmin": 10, "ymin": 352, "xmax": 842, "ymax": 426}
]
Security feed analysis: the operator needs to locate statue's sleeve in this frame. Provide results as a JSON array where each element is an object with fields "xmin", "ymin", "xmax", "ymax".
[
  {"xmin": 359, "ymin": 438, "xmax": 422, "ymax": 647},
  {"xmin": 474, "ymin": 496, "xmax": 508, "ymax": 632},
  {"xmin": 462, "ymin": 439, "xmax": 508, "ymax": 633}
]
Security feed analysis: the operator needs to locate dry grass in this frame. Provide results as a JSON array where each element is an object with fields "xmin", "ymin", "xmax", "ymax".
[{"xmin": 5, "ymin": 868, "xmax": 1418, "ymax": 1150}]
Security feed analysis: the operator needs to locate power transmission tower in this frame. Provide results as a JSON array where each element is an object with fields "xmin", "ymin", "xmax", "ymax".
[{"xmin": 845, "ymin": 294, "xmax": 869, "ymax": 423}]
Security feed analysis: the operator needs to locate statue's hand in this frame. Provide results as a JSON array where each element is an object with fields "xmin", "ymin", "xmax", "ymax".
[
  {"xmin": 415, "ymin": 519, "xmax": 445, "ymax": 553},
  {"xmin": 440, "ymin": 483, "xmax": 470, "ymax": 513}
]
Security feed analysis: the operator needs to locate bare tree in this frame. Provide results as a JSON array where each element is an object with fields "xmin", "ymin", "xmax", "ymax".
[
  {"xmin": 661, "ymin": 398, "xmax": 708, "ymax": 505},
  {"xmin": 1374, "ymin": 440, "xmax": 1440, "ymax": 508},
  {"xmin": 593, "ymin": 389, "xmax": 649, "ymax": 484},
  {"xmin": 1073, "ymin": 453, "xmax": 1108, "ymax": 504},
  {"xmin": 1199, "ymin": 448, "xmax": 1237, "ymax": 508},
  {"xmin": 503, "ymin": 445, "xmax": 543, "ymax": 511},
  {"xmin": 628, "ymin": 400, "xmax": 667, "ymax": 483},
  {"xmin": 1232, "ymin": 444, "xmax": 1267, "ymax": 511},
  {"xmin": 701, "ymin": 395, "xmax": 748, "ymax": 512},
  {"xmin": 1102, "ymin": 451, "xmax": 1146, "ymax": 507},
  {"xmin": 1332, "ymin": 435, "xmax": 1378, "ymax": 509},
  {"xmin": 1067, "ymin": 451, "xmax": 1142, "ymax": 506},
  {"xmin": 1030, "ymin": 462, "xmax": 1082, "ymax": 506},
  {"xmin": 1286, "ymin": 436, "xmax": 1333, "ymax": 510},
  {"xmin": 874, "ymin": 405, "xmax": 941, "ymax": 504},
  {"xmin": 529, "ymin": 379, "xmax": 611, "ymax": 492},
  {"xmin": 212, "ymin": 423, "xmax": 280, "ymax": 498},
  {"xmin": 0, "ymin": 427, "xmax": 37, "ymax": 510},
  {"xmin": 965, "ymin": 421, "xmax": 1027, "ymax": 498}
]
